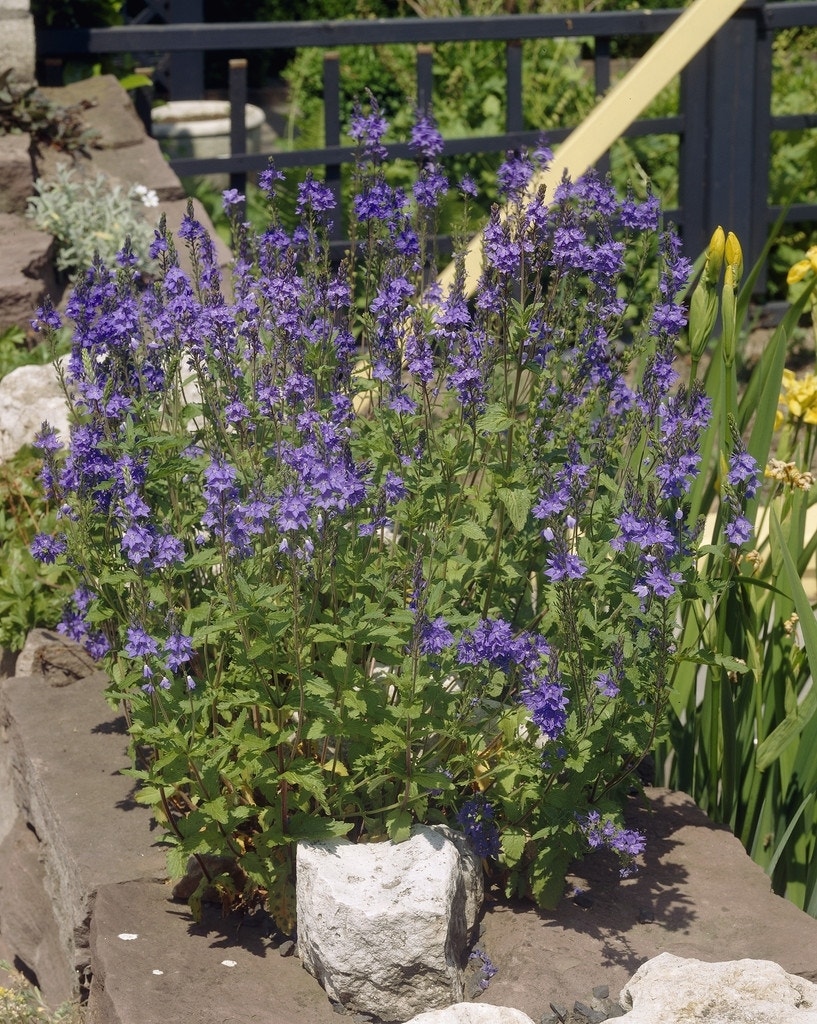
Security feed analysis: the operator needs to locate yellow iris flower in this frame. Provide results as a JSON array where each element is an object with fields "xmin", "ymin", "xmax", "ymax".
[
  {"xmin": 787, "ymin": 245, "xmax": 817, "ymax": 286},
  {"xmin": 779, "ymin": 368, "xmax": 817, "ymax": 425}
]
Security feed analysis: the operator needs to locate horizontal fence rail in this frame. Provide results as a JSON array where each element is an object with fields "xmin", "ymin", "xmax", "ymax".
[{"xmin": 37, "ymin": 1, "xmax": 817, "ymax": 296}]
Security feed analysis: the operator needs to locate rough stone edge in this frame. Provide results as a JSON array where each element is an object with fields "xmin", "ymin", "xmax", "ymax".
[{"xmin": 0, "ymin": 672, "xmax": 99, "ymax": 994}]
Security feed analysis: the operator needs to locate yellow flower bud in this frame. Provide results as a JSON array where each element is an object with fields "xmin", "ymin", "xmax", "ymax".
[
  {"xmin": 725, "ymin": 232, "xmax": 743, "ymax": 289},
  {"xmin": 704, "ymin": 225, "xmax": 725, "ymax": 285}
]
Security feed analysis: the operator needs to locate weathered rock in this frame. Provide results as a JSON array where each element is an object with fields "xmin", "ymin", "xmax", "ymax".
[
  {"xmin": 14, "ymin": 628, "xmax": 97, "ymax": 684},
  {"xmin": 297, "ymin": 824, "xmax": 484, "ymax": 1023},
  {"xmin": 618, "ymin": 952, "xmax": 817, "ymax": 1023},
  {"xmin": 0, "ymin": 5, "xmax": 36, "ymax": 85},
  {"xmin": 0, "ymin": 133, "xmax": 34, "ymax": 215},
  {"xmin": 0, "ymin": 213, "xmax": 59, "ymax": 334},
  {"xmin": 0, "ymin": 357, "xmax": 69, "ymax": 462},
  {"xmin": 0, "ymin": 666, "xmax": 167, "ymax": 1003},
  {"xmin": 405, "ymin": 1005, "xmax": 535, "ymax": 1024}
]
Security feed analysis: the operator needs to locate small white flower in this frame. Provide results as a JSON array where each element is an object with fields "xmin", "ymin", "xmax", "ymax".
[{"xmin": 131, "ymin": 183, "xmax": 160, "ymax": 208}]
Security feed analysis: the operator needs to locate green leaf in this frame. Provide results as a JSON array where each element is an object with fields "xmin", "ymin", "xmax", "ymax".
[
  {"xmin": 497, "ymin": 486, "xmax": 533, "ymax": 532},
  {"xmin": 165, "ymin": 844, "xmax": 189, "ymax": 880},
  {"xmin": 756, "ymin": 509, "xmax": 817, "ymax": 771},
  {"xmin": 685, "ymin": 649, "xmax": 750, "ymax": 674},
  {"xmin": 386, "ymin": 808, "xmax": 413, "ymax": 844},
  {"xmin": 201, "ymin": 796, "xmax": 230, "ymax": 825},
  {"xmin": 476, "ymin": 403, "xmax": 513, "ymax": 434},
  {"xmin": 458, "ymin": 519, "xmax": 488, "ymax": 542},
  {"xmin": 500, "ymin": 826, "xmax": 527, "ymax": 868},
  {"xmin": 286, "ymin": 813, "xmax": 354, "ymax": 841}
]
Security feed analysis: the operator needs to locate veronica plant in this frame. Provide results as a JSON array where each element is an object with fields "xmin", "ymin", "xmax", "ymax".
[{"xmin": 31, "ymin": 106, "xmax": 720, "ymax": 931}]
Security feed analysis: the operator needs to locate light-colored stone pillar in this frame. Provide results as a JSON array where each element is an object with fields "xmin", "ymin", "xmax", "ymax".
[{"xmin": 0, "ymin": 0, "xmax": 36, "ymax": 84}]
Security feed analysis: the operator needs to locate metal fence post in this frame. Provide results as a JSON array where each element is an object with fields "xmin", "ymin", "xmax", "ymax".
[
  {"xmin": 416, "ymin": 44, "xmax": 433, "ymax": 112},
  {"xmin": 704, "ymin": 2, "xmax": 762, "ymax": 274},
  {"xmin": 679, "ymin": 47, "xmax": 710, "ymax": 262},
  {"xmin": 169, "ymin": 0, "xmax": 204, "ymax": 100},
  {"xmin": 229, "ymin": 57, "xmax": 248, "ymax": 197},
  {"xmin": 323, "ymin": 51, "xmax": 343, "ymax": 241}
]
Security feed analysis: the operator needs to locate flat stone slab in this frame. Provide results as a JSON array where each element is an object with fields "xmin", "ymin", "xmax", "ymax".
[
  {"xmin": 478, "ymin": 788, "xmax": 817, "ymax": 1020},
  {"xmin": 88, "ymin": 878, "xmax": 341, "ymax": 1024},
  {"xmin": 2, "ymin": 668, "xmax": 166, "ymax": 890}
]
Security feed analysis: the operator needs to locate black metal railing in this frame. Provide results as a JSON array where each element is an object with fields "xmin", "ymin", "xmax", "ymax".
[{"xmin": 37, "ymin": 1, "xmax": 817, "ymax": 293}]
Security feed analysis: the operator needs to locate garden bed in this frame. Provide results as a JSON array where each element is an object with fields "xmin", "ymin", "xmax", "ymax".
[{"xmin": 2, "ymin": 630, "xmax": 817, "ymax": 1023}]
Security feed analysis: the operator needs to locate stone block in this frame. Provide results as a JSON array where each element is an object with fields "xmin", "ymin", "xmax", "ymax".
[
  {"xmin": 0, "ymin": 815, "xmax": 77, "ymax": 1004},
  {"xmin": 405, "ymin": 1006, "xmax": 535, "ymax": 1024},
  {"xmin": 38, "ymin": 75, "xmax": 146, "ymax": 151},
  {"xmin": 297, "ymin": 824, "xmax": 484, "ymax": 1023},
  {"xmin": 618, "ymin": 952, "xmax": 817, "ymax": 1024},
  {"xmin": 0, "ymin": 213, "xmax": 58, "ymax": 333},
  {"xmin": 90, "ymin": 136, "xmax": 188, "ymax": 201},
  {"xmin": 0, "ymin": 359, "xmax": 69, "ymax": 463},
  {"xmin": 0, "ymin": 14, "xmax": 35, "ymax": 83}
]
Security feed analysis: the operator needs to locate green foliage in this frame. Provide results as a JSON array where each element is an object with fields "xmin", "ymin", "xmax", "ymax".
[
  {"xmin": 27, "ymin": 164, "xmax": 160, "ymax": 280},
  {"xmin": 0, "ymin": 68, "xmax": 99, "ymax": 154},
  {"xmin": 31, "ymin": 0, "xmax": 123, "ymax": 28},
  {"xmin": 654, "ymin": 232, "xmax": 817, "ymax": 915},
  {"xmin": 0, "ymin": 324, "xmax": 69, "ymax": 378},
  {"xmin": 0, "ymin": 447, "xmax": 75, "ymax": 652},
  {"xmin": 766, "ymin": 26, "xmax": 817, "ymax": 299},
  {"xmin": 0, "ymin": 963, "xmax": 84, "ymax": 1023}
]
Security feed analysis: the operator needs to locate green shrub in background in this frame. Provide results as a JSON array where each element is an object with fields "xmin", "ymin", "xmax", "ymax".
[
  {"xmin": 0, "ymin": 445, "xmax": 75, "ymax": 653},
  {"xmin": 767, "ymin": 26, "xmax": 817, "ymax": 299}
]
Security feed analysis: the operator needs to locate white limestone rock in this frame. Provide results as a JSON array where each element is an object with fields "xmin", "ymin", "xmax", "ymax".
[
  {"xmin": 296, "ymin": 824, "xmax": 484, "ymax": 1023},
  {"xmin": 405, "ymin": 1005, "xmax": 534, "ymax": 1024},
  {"xmin": 0, "ymin": 359, "xmax": 70, "ymax": 463},
  {"xmin": 619, "ymin": 952, "xmax": 817, "ymax": 1023}
]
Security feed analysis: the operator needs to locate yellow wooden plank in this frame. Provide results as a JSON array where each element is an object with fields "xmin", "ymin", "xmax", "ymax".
[{"xmin": 437, "ymin": 0, "xmax": 748, "ymax": 297}]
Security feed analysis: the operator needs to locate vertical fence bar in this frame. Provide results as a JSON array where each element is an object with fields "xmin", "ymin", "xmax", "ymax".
[
  {"xmin": 751, "ymin": 9, "xmax": 774, "ymax": 297},
  {"xmin": 416, "ymin": 44, "xmax": 434, "ymax": 112},
  {"xmin": 594, "ymin": 36, "xmax": 611, "ymax": 179},
  {"xmin": 679, "ymin": 48, "xmax": 710, "ymax": 267},
  {"xmin": 229, "ymin": 58, "xmax": 248, "ymax": 197},
  {"xmin": 505, "ymin": 39, "xmax": 523, "ymax": 137},
  {"xmin": 169, "ymin": 0, "xmax": 204, "ymax": 100},
  {"xmin": 323, "ymin": 51, "xmax": 343, "ymax": 241},
  {"xmin": 706, "ymin": 9, "xmax": 758, "ymax": 275},
  {"xmin": 133, "ymin": 67, "xmax": 155, "ymax": 135}
]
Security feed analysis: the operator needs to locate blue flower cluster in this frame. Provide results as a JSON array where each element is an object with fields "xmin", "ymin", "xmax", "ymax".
[
  {"xmin": 577, "ymin": 810, "xmax": 647, "ymax": 877},
  {"xmin": 457, "ymin": 795, "xmax": 501, "ymax": 858}
]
